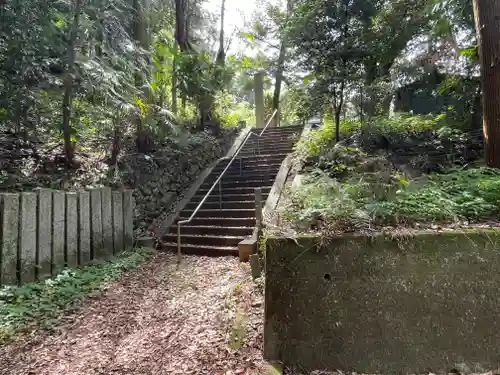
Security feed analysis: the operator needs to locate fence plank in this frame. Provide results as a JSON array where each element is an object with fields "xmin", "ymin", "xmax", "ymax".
[
  {"xmin": 90, "ymin": 188, "xmax": 103, "ymax": 259},
  {"xmin": 78, "ymin": 190, "xmax": 91, "ymax": 265},
  {"xmin": 52, "ymin": 190, "xmax": 66, "ymax": 274},
  {"xmin": 112, "ymin": 190, "xmax": 124, "ymax": 254},
  {"xmin": 123, "ymin": 190, "xmax": 134, "ymax": 250},
  {"xmin": 0, "ymin": 193, "xmax": 19, "ymax": 286},
  {"xmin": 37, "ymin": 189, "xmax": 52, "ymax": 280},
  {"xmin": 66, "ymin": 192, "xmax": 78, "ymax": 267},
  {"xmin": 101, "ymin": 187, "xmax": 113, "ymax": 257},
  {"xmin": 19, "ymin": 192, "xmax": 37, "ymax": 284}
]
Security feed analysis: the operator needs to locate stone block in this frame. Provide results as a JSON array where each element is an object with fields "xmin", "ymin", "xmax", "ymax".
[
  {"xmin": 265, "ymin": 231, "xmax": 500, "ymax": 373},
  {"xmin": 112, "ymin": 190, "xmax": 124, "ymax": 254},
  {"xmin": 0, "ymin": 193, "xmax": 19, "ymax": 286},
  {"xmin": 78, "ymin": 190, "xmax": 91, "ymax": 264},
  {"xmin": 123, "ymin": 189, "xmax": 134, "ymax": 250},
  {"xmin": 37, "ymin": 189, "xmax": 52, "ymax": 280},
  {"xmin": 101, "ymin": 187, "xmax": 113, "ymax": 257},
  {"xmin": 19, "ymin": 192, "xmax": 37, "ymax": 284},
  {"xmin": 249, "ymin": 254, "xmax": 261, "ymax": 279},
  {"xmin": 238, "ymin": 237, "xmax": 256, "ymax": 262},
  {"xmin": 52, "ymin": 190, "xmax": 65, "ymax": 274},
  {"xmin": 136, "ymin": 236, "xmax": 155, "ymax": 248},
  {"xmin": 66, "ymin": 192, "xmax": 78, "ymax": 267},
  {"xmin": 89, "ymin": 188, "xmax": 103, "ymax": 258}
]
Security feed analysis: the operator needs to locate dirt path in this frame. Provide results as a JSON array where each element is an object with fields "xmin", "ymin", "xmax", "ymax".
[{"xmin": 0, "ymin": 253, "xmax": 265, "ymax": 375}]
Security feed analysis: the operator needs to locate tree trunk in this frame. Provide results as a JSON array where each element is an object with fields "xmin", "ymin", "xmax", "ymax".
[
  {"xmin": 110, "ymin": 125, "xmax": 121, "ymax": 165},
  {"xmin": 215, "ymin": 0, "xmax": 226, "ymax": 65},
  {"xmin": 272, "ymin": 41, "xmax": 286, "ymax": 127},
  {"xmin": 133, "ymin": 0, "xmax": 149, "ymax": 139},
  {"xmin": 175, "ymin": 0, "xmax": 187, "ymax": 51},
  {"xmin": 334, "ymin": 109, "xmax": 341, "ymax": 142},
  {"xmin": 473, "ymin": 0, "xmax": 500, "ymax": 167},
  {"xmin": 62, "ymin": 0, "xmax": 82, "ymax": 168},
  {"xmin": 271, "ymin": 0, "xmax": 292, "ymax": 127},
  {"xmin": 172, "ymin": 54, "xmax": 178, "ymax": 114}
]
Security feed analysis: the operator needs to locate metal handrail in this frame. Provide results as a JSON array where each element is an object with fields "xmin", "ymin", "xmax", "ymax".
[{"xmin": 176, "ymin": 109, "xmax": 278, "ymax": 263}]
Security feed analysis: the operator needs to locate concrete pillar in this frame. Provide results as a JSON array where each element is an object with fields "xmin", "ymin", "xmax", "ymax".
[
  {"xmin": 112, "ymin": 190, "xmax": 124, "ymax": 254},
  {"xmin": 52, "ymin": 191, "xmax": 66, "ymax": 274},
  {"xmin": 78, "ymin": 190, "xmax": 91, "ymax": 265},
  {"xmin": 1, "ymin": 193, "xmax": 19, "ymax": 285},
  {"xmin": 66, "ymin": 192, "xmax": 78, "ymax": 267},
  {"xmin": 37, "ymin": 189, "xmax": 52, "ymax": 280},
  {"xmin": 254, "ymin": 72, "xmax": 265, "ymax": 128},
  {"xmin": 101, "ymin": 187, "xmax": 113, "ymax": 257},
  {"xmin": 19, "ymin": 193, "xmax": 37, "ymax": 283},
  {"xmin": 123, "ymin": 190, "xmax": 134, "ymax": 250},
  {"xmin": 90, "ymin": 188, "xmax": 103, "ymax": 258}
]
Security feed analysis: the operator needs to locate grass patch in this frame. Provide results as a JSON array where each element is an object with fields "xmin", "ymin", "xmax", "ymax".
[
  {"xmin": 228, "ymin": 308, "xmax": 246, "ymax": 349},
  {"xmin": 284, "ymin": 167, "xmax": 500, "ymax": 232},
  {"xmin": 0, "ymin": 248, "xmax": 155, "ymax": 344}
]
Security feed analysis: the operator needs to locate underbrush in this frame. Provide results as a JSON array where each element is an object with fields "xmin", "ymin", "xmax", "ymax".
[
  {"xmin": 286, "ymin": 113, "xmax": 491, "ymax": 233},
  {"xmin": 298, "ymin": 112, "xmax": 450, "ymax": 158},
  {"xmin": 284, "ymin": 167, "xmax": 500, "ymax": 233},
  {"xmin": 0, "ymin": 248, "xmax": 155, "ymax": 344}
]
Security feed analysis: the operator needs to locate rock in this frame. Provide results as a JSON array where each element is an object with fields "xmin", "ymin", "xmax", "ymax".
[{"xmin": 127, "ymin": 127, "xmax": 239, "ymax": 237}]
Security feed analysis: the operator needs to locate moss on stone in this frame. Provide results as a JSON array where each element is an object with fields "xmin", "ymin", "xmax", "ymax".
[{"xmin": 264, "ymin": 229, "xmax": 500, "ymax": 373}]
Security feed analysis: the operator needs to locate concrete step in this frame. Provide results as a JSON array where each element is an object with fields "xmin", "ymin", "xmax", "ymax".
[
  {"xmin": 185, "ymin": 200, "xmax": 258, "ymax": 210},
  {"xmin": 219, "ymin": 153, "xmax": 288, "ymax": 164},
  {"xmin": 164, "ymin": 234, "xmax": 244, "ymax": 247},
  {"xmin": 251, "ymin": 127, "xmax": 302, "ymax": 135},
  {"xmin": 197, "ymin": 185, "xmax": 273, "ymax": 195},
  {"xmin": 161, "ymin": 242, "xmax": 239, "ymax": 257},
  {"xmin": 180, "ymin": 208, "xmax": 255, "ymax": 218},
  {"xmin": 168, "ymin": 225, "xmax": 254, "ymax": 236},
  {"xmin": 239, "ymin": 145, "xmax": 295, "ymax": 152},
  {"xmin": 243, "ymin": 138, "xmax": 296, "ymax": 145},
  {"xmin": 244, "ymin": 138, "xmax": 295, "ymax": 145},
  {"xmin": 189, "ymin": 192, "xmax": 269, "ymax": 204},
  {"xmin": 238, "ymin": 150, "xmax": 294, "ymax": 158},
  {"xmin": 201, "ymin": 179, "xmax": 276, "ymax": 190},
  {"xmin": 212, "ymin": 163, "xmax": 283, "ymax": 174},
  {"xmin": 203, "ymin": 169, "xmax": 281, "ymax": 183},
  {"xmin": 176, "ymin": 216, "xmax": 256, "ymax": 227}
]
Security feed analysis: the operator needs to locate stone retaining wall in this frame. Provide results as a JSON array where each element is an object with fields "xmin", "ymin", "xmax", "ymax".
[
  {"xmin": 0, "ymin": 188, "xmax": 134, "ymax": 286},
  {"xmin": 264, "ymin": 230, "xmax": 500, "ymax": 373}
]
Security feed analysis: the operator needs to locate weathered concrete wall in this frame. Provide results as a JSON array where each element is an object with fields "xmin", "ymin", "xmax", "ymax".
[
  {"xmin": 264, "ymin": 231, "xmax": 500, "ymax": 374},
  {"xmin": 0, "ymin": 188, "xmax": 134, "ymax": 286}
]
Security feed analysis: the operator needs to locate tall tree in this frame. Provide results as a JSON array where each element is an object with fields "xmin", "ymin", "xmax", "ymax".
[
  {"xmin": 473, "ymin": 0, "xmax": 500, "ymax": 167},
  {"xmin": 272, "ymin": 0, "xmax": 293, "ymax": 127},
  {"xmin": 62, "ymin": 0, "xmax": 83, "ymax": 168}
]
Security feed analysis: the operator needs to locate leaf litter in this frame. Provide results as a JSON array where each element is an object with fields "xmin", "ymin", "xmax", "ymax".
[{"xmin": 0, "ymin": 253, "xmax": 266, "ymax": 375}]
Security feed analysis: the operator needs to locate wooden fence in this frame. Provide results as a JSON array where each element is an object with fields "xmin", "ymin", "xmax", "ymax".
[{"xmin": 0, "ymin": 188, "xmax": 134, "ymax": 286}]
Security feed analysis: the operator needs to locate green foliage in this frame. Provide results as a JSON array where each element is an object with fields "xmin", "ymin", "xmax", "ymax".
[
  {"xmin": 369, "ymin": 112, "xmax": 448, "ymax": 133},
  {"xmin": 0, "ymin": 249, "xmax": 154, "ymax": 343},
  {"xmin": 286, "ymin": 167, "xmax": 500, "ymax": 232},
  {"xmin": 295, "ymin": 116, "xmax": 363, "ymax": 157},
  {"xmin": 213, "ymin": 93, "xmax": 254, "ymax": 127}
]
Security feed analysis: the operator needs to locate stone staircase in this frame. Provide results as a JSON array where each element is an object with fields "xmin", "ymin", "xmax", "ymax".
[{"xmin": 162, "ymin": 125, "xmax": 303, "ymax": 256}]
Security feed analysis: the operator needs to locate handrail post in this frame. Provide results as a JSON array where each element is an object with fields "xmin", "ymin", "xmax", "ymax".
[
  {"xmin": 218, "ymin": 179, "xmax": 222, "ymax": 210},
  {"xmin": 239, "ymin": 158, "xmax": 242, "ymax": 176},
  {"xmin": 177, "ymin": 223, "xmax": 181, "ymax": 264},
  {"xmin": 255, "ymin": 187, "xmax": 262, "ymax": 228}
]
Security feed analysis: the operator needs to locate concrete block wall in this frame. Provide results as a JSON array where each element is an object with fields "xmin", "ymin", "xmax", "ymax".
[{"xmin": 0, "ymin": 188, "xmax": 135, "ymax": 286}]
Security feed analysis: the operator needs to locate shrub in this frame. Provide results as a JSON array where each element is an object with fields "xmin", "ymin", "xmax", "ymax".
[
  {"xmin": 0, "ymin": 248, "xmax": 154, "ymax": 343},
  {"xmin": 285, "ymin": 167, "xmax": 500, "ymax": 232}
]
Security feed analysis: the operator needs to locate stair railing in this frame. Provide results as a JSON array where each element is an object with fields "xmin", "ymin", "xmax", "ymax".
[{"xmin": 175, "ymin": 109, "xmax": 278, "ymax": 263}]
